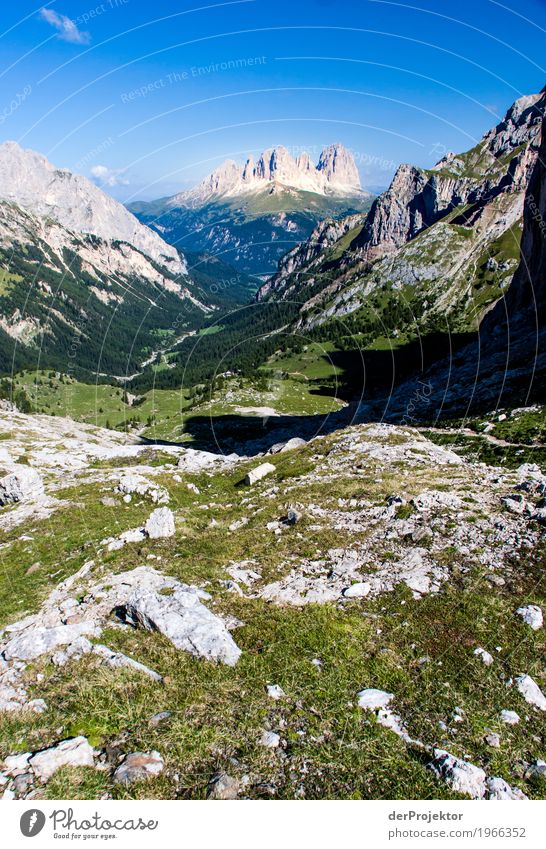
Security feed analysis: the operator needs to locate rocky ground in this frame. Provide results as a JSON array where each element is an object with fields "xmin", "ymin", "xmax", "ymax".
[{"xmin": 0, "ymin": 410, "xmax": 544, "ymax": 800}]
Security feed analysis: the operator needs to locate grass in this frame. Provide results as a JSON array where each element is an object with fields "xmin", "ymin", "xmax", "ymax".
[{"xmin": 0, "ymin": 422, "xmax": 544, "ymax": 800}]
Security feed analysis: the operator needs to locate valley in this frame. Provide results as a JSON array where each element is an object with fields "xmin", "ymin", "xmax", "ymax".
[{"xmin": 0, "ymin": 82, "xmax": 544, "ymax": 805}]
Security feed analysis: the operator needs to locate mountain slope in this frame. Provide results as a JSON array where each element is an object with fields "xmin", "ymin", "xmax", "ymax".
[
  {"xmin": 132, "ymin": 90, "xmax": 545, "ymax": 397},
  {"xmin": 258, "ymin": 90, "xmax": 545, "ymax": 343},
  {"xmin": 129, "ymin": 144, "xmax": 373, "ymax": 277},
  {"xmin": 0, "ymin": 144, "xmax": 259, "ymax": 377}
]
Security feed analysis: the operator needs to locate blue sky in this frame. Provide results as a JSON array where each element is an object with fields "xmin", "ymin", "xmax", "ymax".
[{"xmin": 1, "ymin": 0, "xmax": 545, "ymax": 199}]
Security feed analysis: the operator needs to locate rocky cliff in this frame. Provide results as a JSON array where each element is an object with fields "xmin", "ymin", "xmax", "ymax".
[
  {"xmin": 257, "ymin": 90, "xmax": 545, "ymax": 337},
  {"xmin": 170, "ymin": 143, "xmax": 365, "ymax": 207}
]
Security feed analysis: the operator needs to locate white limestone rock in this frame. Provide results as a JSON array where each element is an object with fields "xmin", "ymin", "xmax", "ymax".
[
  {"xmin": 28, "ymin": 736, "xmax": 94, "ymax": 782},
  {"xmin": 516, "ymin": 604, "xmax": 543, "ymax": 630},
  {"xmin": 0, "ymin": 466, "xmax": 44, "ymax": 505},
  {"xmin": 428, "ymin": 749, "xmax": 487, "ymax": 799},
  {"xmin": 266, "ymin": 684, "xmax": 286, "ymax": 700},
  {"xmin": 3, "ymin": 622, "xmax": 99, "ymax": 661},
  {"xmin": 117, "ymin": 473, "xmax": 169, "ymax": 504},
  {"xmin": 500, "ymin": 709, "xmax": 520, "ymax": 725},
  {"xmin": 474, "ymin": 647, "xmax": 494, "ymax": 666},
  {"xmin": 260, "ymin": 731, "xmax": 280, "ymax": 749},
  {"xmin": 357, "ymin": 689, "xmax": 393, "ymax": 710},
  {"xmin": 92, "ymin": 645, "xmax": 163, "ymax": 681},
  {"xmin": 343, "ymin": 582, "xmax": 371, "ymax": 599},
  {"xmin": 486, "ymin": 777, "xmax": 528, "ymax": 800},
  {"xmin": 515, "ymin": 674, "xmax": 546, "ymax": 711},
  {"xmin": 122, "ymin": 586, "xmax": 241, "ymax": 666},
  {"xmin": 144, "ymin": 507, "xmax": 175, "ymax": 539},
  {"xmin": 244, "ymin": 463, "xmax": 276, "ymax": 486}
]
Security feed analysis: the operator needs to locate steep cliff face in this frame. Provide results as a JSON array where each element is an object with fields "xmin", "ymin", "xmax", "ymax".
[
  {"xmin": 258, "ymin": 90, "xmax": 545, "ymax": 335},
  {"xmin": 502, "ymin": 108, "xmax": 546, "ymax": 319},
  {"xmin": 363, "ymin": 108, "xmax": 546, "ymax": 423},
  {"xmin": 352, "ymin": 90, "xmax": 544, "ymax": 260},
  {"xmin": 0, "ymin": 142, "xmax": 186, "ymax": 276}
]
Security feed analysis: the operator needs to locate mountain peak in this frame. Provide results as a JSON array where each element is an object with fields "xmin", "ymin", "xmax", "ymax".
[
  {"xmin": 0, "ymin": 141, "xmax": 186, "ymax": 275},
  {"xmin": 170, "ymin": 143, "xmax": 364, "ymax": 207}
]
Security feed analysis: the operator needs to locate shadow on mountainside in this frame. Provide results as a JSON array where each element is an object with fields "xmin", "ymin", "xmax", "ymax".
[{"xmin": 142, "ymin": 112, "xmax": 546, "ymax": 455}]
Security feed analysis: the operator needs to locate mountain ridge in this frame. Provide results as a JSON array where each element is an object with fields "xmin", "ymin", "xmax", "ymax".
[{"xmin": 168, "ymin": 143, "xmax": 366, "ymax": 208}]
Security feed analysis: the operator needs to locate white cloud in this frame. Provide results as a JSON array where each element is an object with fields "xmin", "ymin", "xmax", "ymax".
[
  {"xmin": 90, "ymin": 165, "xmax": 130, "ymax": 188},
  {"xmin": 40, "ymin": 8, "xmax": 91, "ymax": 45}
]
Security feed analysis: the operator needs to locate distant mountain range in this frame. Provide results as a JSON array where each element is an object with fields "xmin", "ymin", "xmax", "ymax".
[
  {"xmin": 137, "ymin": 88, "xmax": 545, "ymax": 408},
  {"xmin": 0, "ymin": 142, "xmax": 256, "ymax": 377},
  {"xmin": 259, "ymin": 91, "xmax": 545, "ymax": 337},
  {"xmin": 129, "ymin": 144, "xmax": 373, "ymax": 277}
]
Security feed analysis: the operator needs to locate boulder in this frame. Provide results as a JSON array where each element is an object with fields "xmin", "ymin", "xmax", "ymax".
[
  {"xmin": 29, "ymin": 736, "xmax": 94, "ymax": 782},
  {"xmin": 244, "ymin": 463, "xmax": 276, "ymax": 486},
  {"xmin": 144, "ymin": 507, "xmax": 175, "ymax": 539},
  {"xmin": 0, "ymin": 466, "xmax": 44, "ymax": 505},
  {"xmin": 122, "ymin": 586, "xmax": 241, "ymax": 666},
  {"xmin": 113, "ymin": 751, "xmax": 164, "ymax": 785}
]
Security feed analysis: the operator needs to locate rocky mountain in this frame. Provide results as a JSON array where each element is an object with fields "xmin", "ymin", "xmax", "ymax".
[
  {"xmin": 370, "ymin": 91, "xmax": 546, "ymax": 423},
  {"xmin": 129, "ymin": 144, "xmax": 373, "ymax": 278},
  {"xmin": 258, "ymin": 90, "xmax": 545, "ymax": 341},
  {"xmin": 172, "ymin": 143, "xmax": 363, "ymax": 207},
  {"xmin": 0, "ymin": 142, "xmax": 185, "ymax": 275},
  {"xmin": 0, "ymin": 143, "xmax": 258, "ymax": 377}
]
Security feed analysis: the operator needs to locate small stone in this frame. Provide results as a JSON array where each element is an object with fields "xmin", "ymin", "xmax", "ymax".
[
  {"xmin": 27, "ymin": 699, "xmax": 47, "ymax": 714},
  {"xmin": 260, "ymin": 731, "xmax": 280, "ymax": 749},
  {"xmin": 113, "ymin": 751, "xmax": 164, "ymax": 785},
  {"xmin": 266, "ymin": 684, "xmax": 285, "ymax": 700},
  {"xmin": 500, "ymin": 709, "xmax": 520, "ymax": 725},
  {"xmin": 343, "ymin": 582, "xmax": 371, "ymax": 599},
  {"xmin": 515, "ymin": 674, "xmax": 546, "ymax": 711},
  {"xmin": 285, "ymin": 508, "xmax": 301, "ymax": 525},
  {"xmin": 149, "ymin": 711, "xmax": 172, "ymax": 727},
  {"xmin": 207, "ymin": 772, "xmax": 240, "ymax": 800},
  {"xmin": 474, "ymin": 647, "xmax": 494, "ymax": 666},
  {"xmin": 357, "ymin": 688, "xmax": 393, "ymax": 710},
  {"xmin": 485, "ymin": 732, "xmax": 501, "ymax": 748},
  {"xmin": 484, "ymin": 573, "xmax": 505, "ymax": 587}
]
